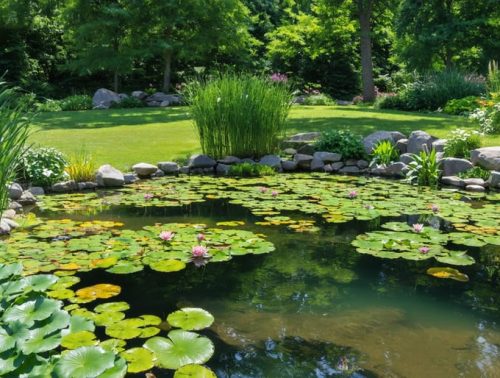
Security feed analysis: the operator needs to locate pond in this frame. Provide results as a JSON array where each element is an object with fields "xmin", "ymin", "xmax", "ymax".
[{"xmin": 2, "ymin": 174, "xmax": 500, "ymax": 377}]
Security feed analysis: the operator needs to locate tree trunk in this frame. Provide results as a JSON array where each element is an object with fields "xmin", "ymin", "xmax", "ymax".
[
  {"xmin": 162, "ymin": 51, "xmax": 173, "ymax": 92},
  {"xmin": 113, "ymin": 71, "xmax": 119, "ymax": 93},
  {"xmin": 358, "ymin": 0, "xmax": 375, "ymax": 102}
]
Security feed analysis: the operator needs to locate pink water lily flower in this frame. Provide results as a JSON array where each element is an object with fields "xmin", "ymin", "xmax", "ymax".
[
  {"xmin": 259, "ymin": 187, "xmax": 268, "ymax": 193},
  {"xmin": 412, "ymin": 223, "xmax": 424, "ymax": 233},
  {"xmin": 197, "ymin": 233, "xmax": 205, "ymax": 242},
  {"xmin": 271, "ymin": 190, "xmax": 278, "ymax": 197},
  {"xmin": 431, "ymin": 204, "xmax": 439, "ymax": 213},
  {"xmin": 192, "ymin": 245, "xmax": 209, "ymax": 258},
  {"xmin": 348, "ymin": 191, "xmax": 357, "ymax": 199},
  {"xmin": 364, "ymin": 204, "xmax": 374, "ymax": 210},
  {"xmin": 159, "ymin": 231, "xmax": 175, "ymax": 241},
  {"xmin": 144, "ymin": 193, "xmax": 154, "ymax": 200},
  {"xmin": 419, "ymin": 246, "xmax": 430, "ymax": 254}
]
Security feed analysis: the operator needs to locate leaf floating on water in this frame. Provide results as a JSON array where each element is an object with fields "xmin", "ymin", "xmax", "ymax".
[
  {"xmin": 75, "ymin": 284, "xmax": 121, "ymax": 301},
  {"xmin": 120, "ymin": 347, "xmax": 155, "ymax": 373},
  {"xmin": 426, "ymin": 267, "xmax": 469, "ymax": 282},
  {"xmin": 149, "ymin": 259, "xmax": 186, "ymax": 273},
  {"xmin": 174, "ymin": 364, "xmax": 217, "ymax": 378},
  {"xmin": 167, "ymin": 308, "xmax": 214, "ymax": 331}
]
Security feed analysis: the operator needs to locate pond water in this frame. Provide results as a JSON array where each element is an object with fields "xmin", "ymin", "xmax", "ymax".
[{"xmin": 3, "ymin": 174, "xmax": 500, "ymax": 377}]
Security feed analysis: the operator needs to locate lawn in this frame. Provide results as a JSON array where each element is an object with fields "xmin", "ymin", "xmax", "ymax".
[{"xmin": 30, "ymin": 105, "xmax": 497, "ymax": 170}]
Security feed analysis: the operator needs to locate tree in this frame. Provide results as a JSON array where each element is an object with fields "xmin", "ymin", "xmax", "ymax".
[{"xmin": 357, "ymin": 0, "xmax": 375, "ymax": 101}]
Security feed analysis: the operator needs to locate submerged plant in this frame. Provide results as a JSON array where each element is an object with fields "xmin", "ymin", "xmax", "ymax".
[{"xmin": 406, "ymin": 149, "xmax": 440, "ymax": 187}]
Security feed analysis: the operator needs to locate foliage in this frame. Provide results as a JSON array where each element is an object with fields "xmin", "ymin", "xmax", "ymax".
[
  {"xmin": 314, "ymin": 130, "xmax": 366, "ymax": 160},
  {"xmin": 188, "ymin": 74, "xmax": 292, "ymax": 158},
  {"xmin": 65, "ymin": 150, "xmax": 97, "ymax": 182},
  {"xmin": 406, "ymin": 149, "xmax": 440, "ymax": 187},
  {"xmin": 228, "ymin": 163, "xmax": 277, "ymax": 177},
  {"xmin": 458, "ymin": 167, "xmax": 491, "ymax": 181},
  {"xmin": 60, "ymin": 95, "xmax": 93, "ymax": 111},
  {"xmin": 370, "ymin": 140, "xmax": 400, "ymax": 165},
  {"xmin": 36, "ymin": 99, "xmax": 63, "ymax": 112},
  {"xmin": 469, "ymin": 103, "xmax": 500, "ymax": 134},
  {"xmin": 487, "ymin": 61, "xmax": 500, "ymax": 100},
  {"xmin": 20, "ymin": 147, "xmax": 68, "ymax": 186},
  {"xmin": 109, "ymin": 96, "xmax": 144, "ymax": 109},
  {"xmin": 443, "ymin": 96, "xmax": 481, "ymax": 115},
  {"xmin": 303, "ymin": 93, "xmax": 334, "ymax": 105},
  {"xmin": 443, "ymin": 129, "xmax": 481, "ymax": 158},
  {"xmin": 0, "ymin": 83, "xmax": 31, "ymax": 213}
]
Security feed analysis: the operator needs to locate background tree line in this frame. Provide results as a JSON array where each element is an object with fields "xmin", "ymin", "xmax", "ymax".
[{"xmin": 1, "ymin": 0, "xmax": 498, "ymax": 100}]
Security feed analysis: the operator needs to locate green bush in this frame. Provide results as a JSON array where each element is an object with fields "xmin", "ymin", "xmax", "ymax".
[
  {"xmin": 36, "ymin": 99, "xmax": 63, "ymax": 112},
  {"xmin": 458, "ymin": 167, "xmax": 490, "ymax": 180},
  {"xmin": 444, "ymin": 129, "xmax": 481, "ymax": 158},
  {"xmin": 60, "ymin": 95, "xmax": 92, "ymax": 111},
  {"xmin": 303, "ymin": 93, "xmax": 333, "ymax": 105},
  {"xmin": 314, "ymin": 130, "xmax": 366, "ymax": 160},
  {"xmin": 470, "ymin": 103, "xmax": 500, "ymax": 134},
  {"xmin": 487, "ymin": 60, "xmax": 500, "ymax": 100},
  {"xmin": 443, "ymin": 96, "xmax": 481, "ymax": 115},
  {"xmin": 228, "ymin": 163, "xmax": 276, "ymax": 177},
  {"xmin": 187, "ymin": 73, "xmax": 292, "ymax": 158},
  {"xmin": 370, "ymin": 140, "xmax": 399, "ymax": 166},
  {"xmin": 20, "ymin": 147, "xmax": 68, "ymax": 186},
  {"xmin": 110, "ymin": 96, "xmax": 144, "ymax": 108},
  {"xmin": 406, "ymin": 149, "xmax": 440, "ymax": 187}
]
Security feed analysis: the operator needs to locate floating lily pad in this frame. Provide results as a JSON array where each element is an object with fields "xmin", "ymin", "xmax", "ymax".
[
  {"xmin": 174, "ymin": 364, "xmax": 217, "ymax": 378},
  {"xmin": 121, "ymin": 347, "xmax": 155, "ymax": 373},
  {"xmin": 54, "ymin": 346, "xmax": 116, "ymax": 378},
  {"xmin": 75, "ymin": 284, "xmax": 121, "ymax": 301},
  {"xmin": 94, "ymin": 301, "xmax": 130, "ymax": 313},
  {"xmin": 426, "ymin": 267, "xmax": 469, "ymax": 282},
  {"xmin": 61, "ymin": 331, "xmax": 98, "ymax": 349},
  {"xmin": 150, "ymin": 260, "xmax": 186, "ymax": 273},
  {"xmin": 167, "ymin": 308, "xmax": 214, "ymax": 331}
]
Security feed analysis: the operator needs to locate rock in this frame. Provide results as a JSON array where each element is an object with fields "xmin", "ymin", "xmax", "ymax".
[
  {"xmin": 345, "ymin": 159, "xmax": 358, "ymax": 166},
  {"xmin": 470, "ymin": 147, "xmax": 500, "ymax": 170},
  {"xmin": 218, "ymin": 156, "xmax": 241, "ymax": 165},
  {"xmin": 92, "ymin": 88, "xmax": 121, "ymax": 109},
  {"xmin": 180, "ymin": 166, "xmax": 190, "ymax": 174},
  {"xmin": 96, "ymin": 165, "xmax": 125, "ymax": 187},
  {"xmin": 259, "ymin": 155, "xmax": 282, "ymax": 169},
  {"xmin": 152, "ymin": 169, "xmax": 165, "ymax": 178},
  {"xmin": 399, "ymin": 153, "xmax": 415, "ymax": 165},
  {"xmin": 8, "ymin": 201, "xmax": 22, "ymax": 212},
  {"xmin": 436, "ymin": 152, "xmax": 445, "ymax": 161},
  {"xmin": 292, "ymin": 96, "xmax": 306, "ymax": 104},
  {"xmin": 337, "ymin": 100, "xmax": 353, "ymax": 106},
  {"xmin": 146, "ymin": 93, "xmax": 182, "ymax": 106},
  {"xmin": 390, "ymin": 131, "xmax": 406, "ymax": 142},
  {"xmin": 157, "ymin": 162, "xmax": 179, "ymax": 174},
  {"xmin": 77, "ymin": 182, "xmax": 97, "ymax": 191},
  {"xmin": 51, "ymin": 180, "xmax": 78, "ymax": 192},
  {"xmin": 339, "ymin": 166, "xmax": 360, "ymax": 174},
  {"xmin": 466, "ymin": 185, "xmax": 485, "ymax": 192},
  {"xmin": 160, "ymin": 100, "xmax": 170, "ymax": 107},
  {"xmin": 370, "ymin": 164, "xmax": 387, "ymax": 176},
  {"xmin": 147, "ymin": 101, "xmax": 160, "ymax": 107},
  {"xmin": 441, "ymin": 158, "xmax": 473, "ymax": 177},
  {"xmin": 396, "ymin": 139, "xmax": 408, "ymax": 154},
  {"xmin": 0, "ymin": 219, "xmax": 11, "ymax": 234},
  {"xmin": 463, "ymin": 178, "xmax": 485, "ymax": 187},
  {"xmin": 297, "ymin": 144, "xmax": 315, "ymax": 155},
  {"xmin": 7, "ymin": 183, "xmax": 23, "ymax": 200},
  {"xmin": 432, "ymin": 139, "xmax": 447, "ymax": 152},
  {"xmin": 118, "ymin": 93, "xmax": 128, "ymax": 100},
  {"xmin": 440, "ymin": 176, "xmax": 465, "ymax": 187},
  {"xmin": 18, "ymin": 191, "xmax": 37, "ymax": 205},
  {"xmin": 407, "ymin": 130, "xmax": 433, "ymax": 154},
  {"xmin": 216, "ymin": 163, "xmax": 231, "ymax": 176},
  {"xmin": 283, "ymin": 148, "xmax": 297, "ymax": 156},
  {"xmin": 313, "ymin": 151, "xmax": 342, "ymax": 163},
  {"xmin": 294, "ymin": 154, "xmax": 314, "ymax": 168},
  {"xmin": 123, "ymin": 173, "xmax": 138, "ymax": 184},
  {"xmin": 281, "ymin": 160, "xmax": 298, "ymax": 171},
  {"xmin": 132, "ymin": 162, "xmax": 158, "ymax": 177},
  {"xmin": 2, "ymin": 209, "xmax": 16, "ymax": 219},
  {"xmin": 324, "ymin": 164, "xmax": 333, "ymax": 173},
  {"xmin": 487, "ymin": 171, "xmax": 500, "ymax": 188},
  {"xmin": 331, "ymin": 162, "xmax": 344, "ymax": 172},
  {"xmin": 282, "ymin": 132, "xmax": 321, "ymax": 150},
  {"xmin": 28, "ymin": 187, "xmax": 45, "ymax": 196},
  {"xmin": 310, "ymin": 158, "xmax": 325, "ymax": 171},
  {"xmin": 241, "ymin": 158, "xmax": 255, "ymax": 165},
  {"xmin": 93, "ymin": 104, "xmax": 107, "ymax": 110},
  {"xmin": 131, "ymin": 91, "xmax": 147, "ymax": 100},
  {"xmin": 188, "ymin": 154, "xmax": 216, "ymax": 169},
  {"xmin": 363, "ymin": 131, "xmax": 400, "ymax": 154},
  {"xmin": 357, "ymin": 160, "xmax": 369, "ymax": 169},
  {"xmin": 203, "ymin": 167, "xmax": 214, "ymax": 174},
  {"xmin": 386, "ymin": 162, "xmax": 407, "ymax": 177}
]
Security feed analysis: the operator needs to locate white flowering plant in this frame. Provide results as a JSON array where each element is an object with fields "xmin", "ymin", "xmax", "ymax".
[
  {"xmin": 444, "ymin": 128, "xmax": 482, "ymax": 158},
  {"xmin": 19, "ymin": 147, "xmax": 68, "ymax": 186},
  {"xmin": 469, "ymin": 103, "xmax": 500, "ymax": 134}
]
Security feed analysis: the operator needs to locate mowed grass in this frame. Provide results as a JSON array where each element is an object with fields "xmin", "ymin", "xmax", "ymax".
[{"xmin": 30, "ymin": 105, "xmax": 498, "ymax": 170}]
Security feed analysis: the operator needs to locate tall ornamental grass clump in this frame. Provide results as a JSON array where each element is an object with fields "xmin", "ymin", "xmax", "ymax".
[
  {"xmin": 0, "ymin": 83, "xmax": 31, "ymax": 213},
  {"xmin": 187, "ymin": 74, "xmax": 292, "ymax": 158}
]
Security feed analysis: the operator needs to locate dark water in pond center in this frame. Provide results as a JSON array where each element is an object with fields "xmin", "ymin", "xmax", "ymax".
[{"xmin": 44, "ymin": 200, "xmax": 500, "ymax": 378}]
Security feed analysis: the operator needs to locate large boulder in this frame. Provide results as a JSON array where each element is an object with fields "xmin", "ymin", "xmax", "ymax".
[
  {"xmin": 96, "ymin": 165, "xmax": 125, "ymax": 187},
  {"xmin": 132, "ymin": 163, "xmax": 158, "ymax": 177},
  {"xmin": 259, "ymin": 155, "xmax": 282, "ymax": 169},
  {"xmin": 145, "ymin": 93, "xmax": 183, "ymax": 106},
  {"xmin": 7, "ymin": 183, "xmax": 23, "ymax": 200},
  {"xmin": 294, "ymin": 154, "xmax": 314, "ymax": 169},
  {"xmin": 218, "ymin": 156, "xmax": 241, "ymax": 165},
  {"xmin": 440, "ymin": 176, "xmax": 465, "ymax": 187},
  {"xmin": 362, "ymin": 131, "xmax": 406, "ymax": 154},
  {"xmin": 399, "ymin": 153, "xmax": 415, "ymax": 165},
  {"xmin": 470, "ymin": 147, "xmax": 500, "ymax": 170},
  {"xmin": 157, "ymin": 162, "xmax": 179, "ymax": 174},
  {"xmin": 188, "ymin": 154, "xmax": 216, "ymax": 169},
  {"xmin": 432, "ymin": 139, "xmax": 447, "ymax": 152},
  {"xmin": 281, "ymin": 160, "xmax": 298, "ymax": 171},
  {"xmin": 17, "ymin": 191, "xmax": 37, "ymax": 205},
  {"xmin": 131, "ymin": 91, "xmax": 148, "ymax": 100},
  {"xmin": 487, "ymin": 171, "xmax": 500, "ymax": 188},
  {"xmin": 407, "ymin": 130, "xmax": 433, "ymax": 154},
  {"xmin": 92, "ymin": 88, "xmax": 121, "ymax": 109},
  {"xmin": 441, "ymin": 158, "xmax": 473, "ymax": 177},
  {"xmin": 51, "ymin": 180, "xmax": 78, "ymax": 193},
  {"xmin": 28, "ymin": 187, "xmax": 45, "ymax": 196},
  {"xmin": 396, "ymin": 139, "xmax": 408, "ymax": 154},
  {"xmin": 216, "ymin": 163, "xmax": 231, "ymax": 176},
  {"xmin": 310, "ymin": 158, "xmax": 325, "ymax": 171},
  {"xmin": 339, "ymin": 166, "xmax": 360, "ymax": 174},
  {"xmin": 313, "ymin": 151, "xmax": 342, "ymax": 163},
  {"xmin": 385, "ymin": 162, "xmax": 408, "ymax": 177}
]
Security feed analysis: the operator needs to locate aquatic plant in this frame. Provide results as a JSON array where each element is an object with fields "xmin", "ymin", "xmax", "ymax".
[
  {"xmin": 370, "ymin": 140, "xmax": 399, "ymax": 165},
  {"xmin": 65, "ymin": 149, "xmax": 96, "ymax": 182},
  {"xmin": 160, "ymin": 230, "xmax": 175, "ymax": 241},
  {"xmin": 406, "ymin": 149, "xmax": 440, "ymax": 187},
  {"xmin": 412, "ymin": 223, "xmax": 424, "ymax": 233},
  {"xmin": 192, "ymin": 245, "xmax": 209, "ymax": 258}
]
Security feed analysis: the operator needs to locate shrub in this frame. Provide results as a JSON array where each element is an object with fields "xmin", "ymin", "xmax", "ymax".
[
  {"xmin": 303, "ymin": 93, "xmax": 333, "ymax": 105},
  {"xmin": 314, "ymin": 130, "xmax": 366, "ymax": 160},
  {"xmin": 487, "ymin": 60, "xmax": 500, "ymax": 100},
  {"xmin": 36, "ymin": 99, "xmax": 62, "ymax": 112},
  {"xmin": 370, "ymin": 140, "xmax": 399, "ymax": 166},
  {"xmin": 0, "ymin": 83, "xmax": 31, "ymax": 213},
  {"xmin": 60, "ymin": 95, "xmax": 92, "ymax": 111},
  {"xmin": 443, "ymin": 96, "xmax": 481, "ymax": 115},
  {"xmin": 65, "ymin": 150, "xmax": 96, "ymax": 182},
  {"xmin": 187, "ymin": 73, "xmax": 292, "ymax": 158},
  {"xmin": 375, "ymin": 93, "xmax": 409, "ymax": 110},
  {"xmin": 20, "ymin": 147, "xmax": 67, "ymax": 186},
  {"xmin": 228, "ymin": 163, "xmax": 276, "ymax": 177},
  {"xmin": 406, "ymin": 149, "xmax": 440, "ymax": 187},
  {"xmin": 444, "ymin": 129, "xmax": 482, "ymax": 158},
  {"xmin": 458, "ymin": 167, "xmax": 490, "ymax": 180},
  {"xmin": 470, "ymin": 103, "xmax": 500, "ymax": 134},
  {"xmin": 110, "ymin": 96, "xmax": 144, "ymax": 109}
]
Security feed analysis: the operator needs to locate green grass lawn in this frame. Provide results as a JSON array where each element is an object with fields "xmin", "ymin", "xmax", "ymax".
[{"xmin": 30, "ymin": 105, "xmax": 498, "ymax": 170}]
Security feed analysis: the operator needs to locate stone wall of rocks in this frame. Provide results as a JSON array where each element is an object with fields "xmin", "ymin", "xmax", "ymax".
[{"xmin": 92, "ymin": 88, "xmax": 183, "ymax": 109}]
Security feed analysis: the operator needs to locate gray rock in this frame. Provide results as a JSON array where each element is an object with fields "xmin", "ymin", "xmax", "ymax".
[
  {"xmin": 283, "ymin": 148, "xmax": 297, "ymax": 156},
  {"xmin": 2, "ymin": 218, "xmax": 19, "ymax": 229},
  {"xmin": 386, "ymin": 162, "xmax": 407, "ymax": 177},
  {"xmin": 152, "ymin": 169, "xmax": 165, "ymax": 178},
  {"xmin": 179, "ymin": 166, "xmax": 190, "ymax": 174},
  {"xmin": 8, "ymin": 183, "xmax": 23, "ymax": 200},
  {"xmin": 399, "ymin": 153, "xmax": 415, "ymax": 165},
  {"xmin": 281, "ymin": 160, "xmax": 298, "ymax": 171},
  {"xmin": 51, "ymin": 180, "xmax": 78, "ymax": 192},
  {"xmin": 407, "ymin": 130, "xmax": 433, "ymax": 154},
  {"xmin": 345, "ymin": 159, "xmax": 358, "ymax": 166},
  {"xmin": 0, "ymin": 219, "xmax": 11, "ymax": 234},
  {"xmin": 190, "ymin": 168, "xmax": 203, "ymax": 175},
  {"xmin": 123, "ymin": 173, "xmax": 138, "ymax": 184},
  {"xmin": 259, "ymin": 155, "xmax": 282, "ymax": 169},
  {"xmin": 96, "ymin": 165, "xmax": 125, "ymax": 187},
  {"xmin": 292, "ymin": 95, "xmax": 306, "ymax": 104},
  {"xmin": 118, "ymin": 93, "xmax": 128, "ymax": 100},
  {"xmin": 8, "ymin": 201, "xmax": 22, "ymax": 212},
  {"xmin": 218, "ymin": 156, "xmax": 241, "ymax": 165},
  {"xmin": 294, "ymin": 154, "xmax": 314, "ymax": 168},
  {"xmin": 331, "ymin": 162, "xmax": 344, "ymax": 172},
  {"xmin": 216, "ymin": 163, "xmax": 231, "ymax": 176},
  {"xmin": 432, "ymin": 139, "xmax": 447, "ymax": 152},
  {"xmin": 158, "ymin": 162, "xmax": 179, "ymax": 174},
  {"xmin": 203, "ymin": 167, "xmax": 214, "ymax": 174},
  {"xmin": 324, "ymin": 164, "xmax": 333, "ymax": 173},
  {"xmin": 487, "ymin": 171, "xmax": 500, "ymax": 188},
  {"xmin": 18, "ymin": 191, "xmax": 37, "ymax": 205},
  {"xmin": 310, "ymin": 158, "xmax": 325, "ymax": 171},
  {"xmin": 463, "ymin": 178, "xmax": 485, "ymax": 187},
  {"xmin": 363, "ymin": 131, "xmax": 397, "ymax": 154},
  {"xmin": 441, "ymin": 176, "xmax": 465, "ymax": 187},
  {"xmin": 297, "ymin": 144, "xmax": 315, "ymax": 155},
  {"xmin": 131, "ymin": 91, "xmax": 147, "ymax": 100},
  {"xmin": 441, "ymin": 158, "xmax": 473, "ymax": 177},
  {"xmin": 287, "ymin": 132, "xmax": 321, "ymax": 142},
  {"xmin": 339, "ymin": 165, "xmax": 360, "ymax": 174},
  {"xmin": 396, "ymin": 139, "xmax": 408, "ymax": 154},
  {"xmin": 241, "ymin": 158, "xmax": 255, "ymax": 165},
  {"xmin": 159, "ymin": 100, "xmax": 170, "ymax": 107},
  {"xmin": 93, "ymin": 104, "xmax": 108, "ymax": 110},
  {"xmin": 471, "ymin": 147, "xmax": 500, "ymax": 170},
  {"xmin": 28, "ymin": 187, "xmax": 45, "ymax": 196},
  {"xmin": 147, "ymin": 101, "xmax": 160, "ymax": 107},
  {"xmin": 188, "ymin": 154, "xmax": 216, "ymax": 169},
  {"xmin": 466, "ymin": 185, "xmax": 485, "ymax": 192},
  {"xmin": 132, "ymin": 162, "xmax": 158, "ymax": 177},
  {"xmin": 2, "ymin": 209, "xmax": 16, "ymax": 220},
  {"xmin": 146, "ymin": 93, "xmax": 183, "ymax": 106},
  {"xmin": 313, "ymin": 151, "xmax": 342, "ymax": 163},
  {"xmin": 77, "ymin": 182, "xmax": 97, "ymax": 190},
  {"xmin": 390, "ymin": 131, "xmax": 406, "ymax": 142},
  {"xmin": 92, "ymin": 88, "xmax": 121, "ymax": 108},
  {"xmin": 357, "ymin": 160, "xmax": 369, "ymax": 169}
]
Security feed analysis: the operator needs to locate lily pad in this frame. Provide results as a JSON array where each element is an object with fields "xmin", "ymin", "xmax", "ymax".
[
  {"xmin": 121, "ymin": 347, "xmax": 155, "ymax": 373},
  {"xmin": 75, "ymin": 284, "xmax": 121, "ymax": 301},
  {"xmin": 54, "ymin": 346, "xmax": 116, "ymax": 378},
  {"xmin": 426, "ymin": 267, "xmax": 469, "ymax": 282},
  {"xmin": 167, "ymin": 308, "xmax": 214, "ymax": 331},
  {"xmin": 61, "ymin": 331, "xmax": 98, "ymax": 349},
  {"xmin": 150, "ymin": 259, "xmax": 186, "ymax": 273},
  {"xmin": 174, "ymin": 364, "xmax": 217, "ymax": 378}
]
